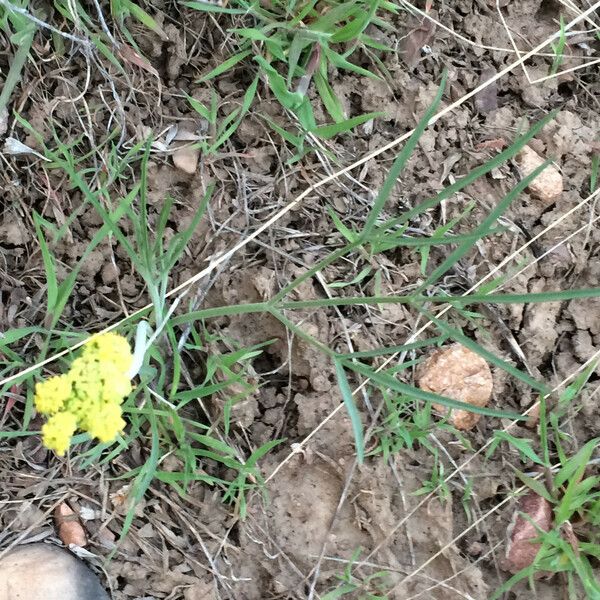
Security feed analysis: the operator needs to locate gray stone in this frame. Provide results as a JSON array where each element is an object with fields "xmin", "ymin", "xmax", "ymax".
[{"xmin": 0, "ymin": 543, "xmax": 109, "ymax": 600}]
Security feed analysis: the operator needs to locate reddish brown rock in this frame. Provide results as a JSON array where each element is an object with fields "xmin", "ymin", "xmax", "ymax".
[{"xmin": 504, "ymin": 492, "xmax": 553, "ymax": 573}]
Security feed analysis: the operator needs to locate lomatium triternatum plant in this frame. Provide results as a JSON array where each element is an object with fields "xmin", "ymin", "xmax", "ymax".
[{"xmin": 34, "ymin": 332, "xmax": 133, "ymax": 455}]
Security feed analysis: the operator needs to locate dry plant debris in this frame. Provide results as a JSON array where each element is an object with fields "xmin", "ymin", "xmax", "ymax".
[
  {"xmin": 515, "ymin": 145, "xmax": 563, "ymax": 203},
  {"xmin": 504, "ymin": 491, "xmax": 553, "ymax": 574},
  {"xmin": 417, "ymin": 343, "xmax": 493, "ymax": 430}
]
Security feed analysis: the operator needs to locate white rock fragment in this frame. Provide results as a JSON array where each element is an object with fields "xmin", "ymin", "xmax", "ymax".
[
  {"xmin": 173, "ymin": 146, "xmax": 199, "ymax": 174},
  {"xmin": 515, "ymin": 145, "xmax": 563, "ymax": 204}
]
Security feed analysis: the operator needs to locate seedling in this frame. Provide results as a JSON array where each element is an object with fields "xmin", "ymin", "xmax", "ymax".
[{"xmin": 489, "ymin": 390, "xmax": 600, "ymax": 598}]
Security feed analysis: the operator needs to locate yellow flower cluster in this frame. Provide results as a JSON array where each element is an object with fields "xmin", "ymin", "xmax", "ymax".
[{"xmin": 35, "ymin": 332, "xmax": 133, "ymax": 455}]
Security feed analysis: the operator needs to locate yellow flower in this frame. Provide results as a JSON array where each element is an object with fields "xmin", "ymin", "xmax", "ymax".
[
  {"xmin": 86, "ymin": 402, "xmax": 125, "ymax": 443},
  {"xmin": 36, "ymin": 332, "xmax": 133, "ymax": 454},
  {"xmin": 42, "ymin": 412, "xmax": 77, "ymax": 456},
  {"xmin": 98, "ymin": 362, "xmax": 132, "ymax": 402},
  {"xmin": 34, "ymin": 374, "xmax": 72, "ymax": 415},
  {"xmin": 84, "ymin": 332, "xmax": 133, "ymax": 373}
]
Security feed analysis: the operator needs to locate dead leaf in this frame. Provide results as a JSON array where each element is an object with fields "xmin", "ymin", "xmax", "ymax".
[
  {"xmin": 474, "ymin": 66, "xmax": 498, "ymax": 114},
  {"xmin": 525, "ymin": 402, "xmax": 540, "ymax": 429},
  {"xmin": 118, "ymin": 43, "xmax": 161, "ymax": 82},
  {"xmin": 562, "ymin": 521, "xmax": 580, "ymax": 557},
  {"xmin": 400, "ymin": 18, "xmax": 436, "ymax": 67},
  {"xmin": 54, "ymin": 503, "xmax": 88, "ymax": 547},
  {"xmin": 474, "ymin": 138, "xmax": 507, "ymax": 151}
]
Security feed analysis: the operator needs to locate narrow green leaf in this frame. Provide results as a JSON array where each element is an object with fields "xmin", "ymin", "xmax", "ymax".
[
  {"xmin": 555, "ymin": 438, "xmax": 599, "ymax": 488},
  {"xmin": 313, "ymin": 111, "xmax": 383, "ymax": 139},
  {"xmin": 264, "ymin": 117, "xmax": 303, "ymax": 146},
  {"xmin": 0, "ymin": 24, "xmax": 35, "ymax": 114},
  {"xmin": 231, "ymin": 28, "xmax": 280, "ymax": 43},
  {"xmin": 449, "ymin": 288, "xmax": 600, "ymax": 306},
  {"xmin": 123, "ymin": 0, "xmax": 167, "ymax": 37},
  {"xmin": 324, "ymin": 46, "xmax": 380, "ymax": 79},
  {"xmin": 186, "ymin": 93, "xmax": 214, "ymax": 123},
  {"xmin": 183, "ymin": 1, "xmax": 250, "ymax": 14},
  {"xmin": 334, "ymin": 359, "xmax": 365, "ymax": 463},
  {"xmin": 361, "ymin": 70, "xmax": 447, "ymax": 239},
  {"xmin": 32, "ymin": 213, "xmax": 58, "ymax": 314},
  {"xmin": 418, "ymin": 159, "xmax": 552, "ymax": 291},
  {"xmin": 341, "ymin": 335, "xmax": 447, "ymax": 359},
  {"xmin": 494, "ymin": 431, "xmax": 545, "ymax": 465},
  {"xmin": 328, "ymin": 265, "xmax": 372, "ymax": 288},
  {"xmin": 331, "ymin": 1, "xmax": 380, "ymax": 43},
  {"xmin": 384, "ymin": 110, "xmax": 559, "ymax": 234},
  {"xmin": 117, "ymin": 398, "xmax": 159, "ymax": 545},
  {"xmin": 314, "ymin": 69, "xmax": 345, "ymax": 123},
  {"xmin": 345, "ymin": 358, "xmax": 526, "ymax": 421},
  {"xmin": 513, "ymin": 469, "xmax": 555, "ymax": 503},
  {"xmin": 287, "ymin": 33, "xmax": 312, "ymax": 86},
  {"xmin": 198, "ymin": 49, "xmax": 252, "ymax": 82},
  {"xmin": 419, "ymin": 308, "xmax": 549, "ymax": 394}
]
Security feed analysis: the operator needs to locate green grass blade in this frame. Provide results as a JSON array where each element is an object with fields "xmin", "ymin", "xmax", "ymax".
[
  {"xmin": 341, "ymin": 335, "xmax": 447, "ymax": 359},
  {"xmin": 344, "ymin": 358, "xmax": 526, "ymax": 421},
  {"xmin": 32, "ymin": 212, "xmax": 58, "ymax": 315},
  {"xmin": 447, "ymin": 288, "xmax": 600, "ymax": 306},
  {"xmin": 383, "ymin": 110, "xmax": 559, "ymax": 233},
  {"xmin": 183, "ymin": 1, "xmax": 251, "ymax": 14},
  {"xmin": 198, "ymin": 49, "xmax": 252, "ymax": 82},
  {"xmin": 417, "ymin": 159, "xmax": 552, "ymax": 291},
  {"xmin": 419, "ymin": 308, "xmax": 549, "ymax": 394},
  {"xmin": 334, "ymin": 358, "xmax": 365, "ymax": 463},
  {"xmin": 313, "ymin": 111, "xmax": 383, "ymax": 139},
  {"xmin": 0, "ymin": 23, "xmax": 34, "ymax": 114},
  {"xmin": 117, "ymin": 397, "xmax": 160, "ymax": 546},
  {"xmin": 361, "ymin": 70, "xmax": 447, "ymax": 239},
  {"xmin": 314, "ymin": 68, "xmax": 346, "ymax": 123}
]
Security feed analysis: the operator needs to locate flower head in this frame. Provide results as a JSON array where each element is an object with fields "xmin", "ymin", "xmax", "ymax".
[
  {"xmin": 35, "ymin": 374, "xmax": 72, "ymax": 415},
  {"xmin": 42, "ymin": 412, "xmax": 78, "ymax": 456},
  {"xmin": 86, "ymin": 402, "xmax": 126, "ymax": 443},
  {"xmin": 85, "ymin": 332, "xmax": 133, "ymax": 373},
  {"xmin": 36, "ymin": 332, "xmax": 133, "ymax": 455}
]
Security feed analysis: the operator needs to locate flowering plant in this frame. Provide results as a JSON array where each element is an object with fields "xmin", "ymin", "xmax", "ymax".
[{"xmin": 35, "ymin": 332, "xmax": 133, "ymax": 455}]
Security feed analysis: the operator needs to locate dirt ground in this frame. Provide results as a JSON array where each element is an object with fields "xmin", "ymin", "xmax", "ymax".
[{"xmin": 1, "ymin": 1, "xmax": 600, "ymax": 599}]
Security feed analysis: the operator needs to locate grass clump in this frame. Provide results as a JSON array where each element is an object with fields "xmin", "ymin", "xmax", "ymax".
[
  {"xmin": 489, "ymin": 383, "xmax": 600, "ymax": 598},
  {"xmin": 186, "ymin": 0, "xmax": 393, "ymax": 158}
]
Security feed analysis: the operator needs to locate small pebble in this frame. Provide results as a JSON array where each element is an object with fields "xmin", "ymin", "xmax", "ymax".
[
  {"xmin": 173, "ymin": 146, "xmax": 199, "ymax": 174},
  {"xmin": 515, "ymin": 145, "xmax": 563, "ymax": 204},
  {"xmin": 504, "ymin": 492, "xmax": 553, "ymax": 574}
]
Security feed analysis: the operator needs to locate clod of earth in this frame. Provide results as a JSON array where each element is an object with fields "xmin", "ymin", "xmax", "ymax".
[
  {"xmin": 515, "ymin": 145, "xmax": 563, "ymax": 203},
  {"xmin": 0, "ymin": 543, "xmax": 109, "ymax": 600},
  {"xmin": 417, "ymin": 343, "xmax": 493, "ymax": 430},
  {"xmin": 504, "ymin": 491, "xmax": 553, "ymax": 574}
]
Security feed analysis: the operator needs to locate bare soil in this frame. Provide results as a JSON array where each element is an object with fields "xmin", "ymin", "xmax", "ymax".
[{"xmin": 1, "ymin": 1, "xmax": 599, "ymax": 599}]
